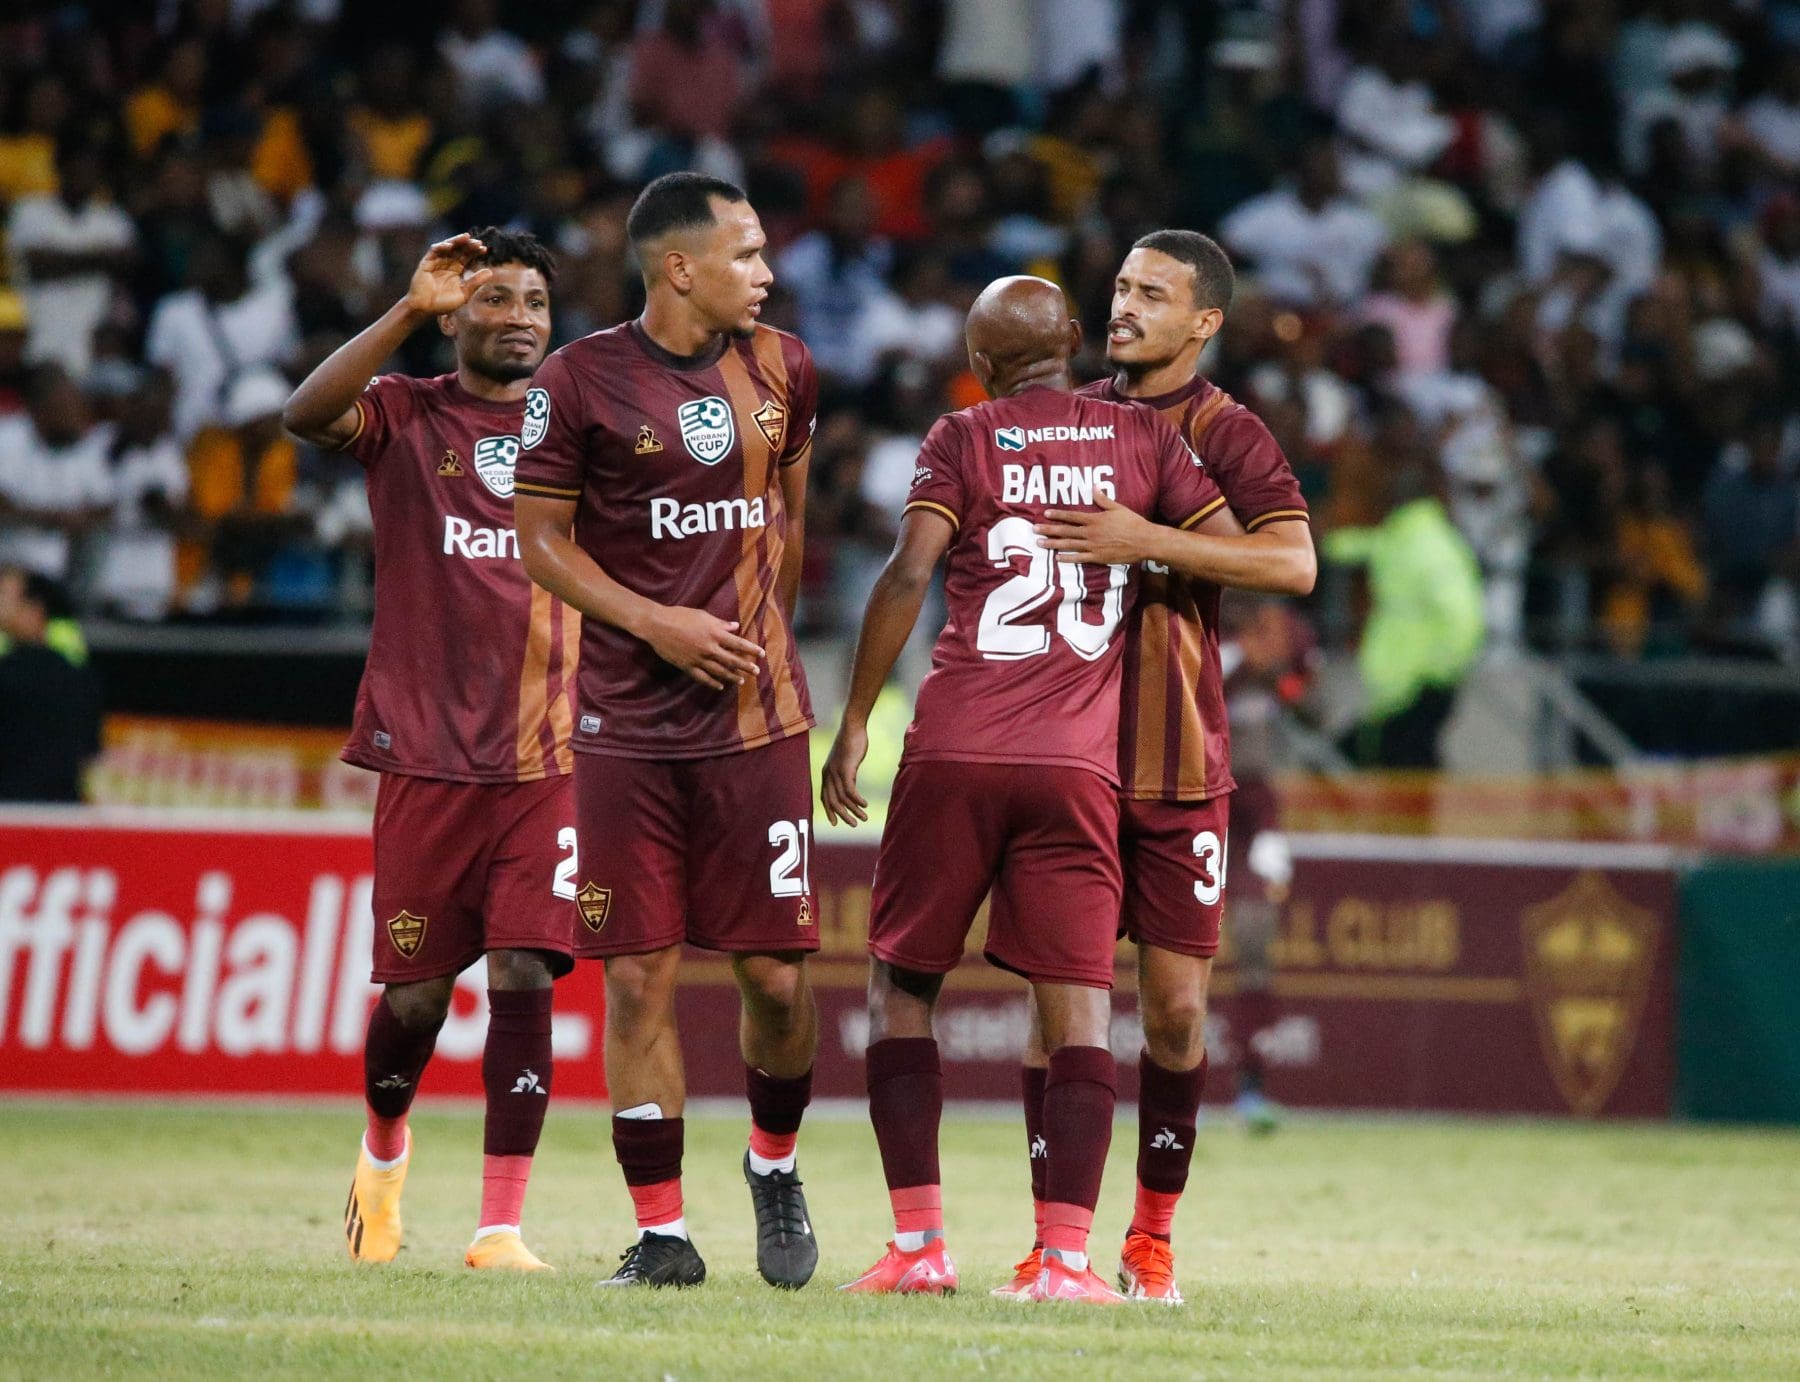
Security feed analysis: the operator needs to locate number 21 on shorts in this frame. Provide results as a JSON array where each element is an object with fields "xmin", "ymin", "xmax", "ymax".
[{"xmin": 768, "ymin": 819, "xmax": 811, "ymax": 897}]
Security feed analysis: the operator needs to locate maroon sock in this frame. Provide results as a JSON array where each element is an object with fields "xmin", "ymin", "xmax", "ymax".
[
  {"xmin": 1040, "ymin": 1045, "xmax": 1116, "ymax": 1255},
  {"xmin": 363, "ymin": 992, "xmax": 439, "ymax": 1158},
  {"xmin": 612, "ymin": 1115, "xmax": 685, "ymax": 1230},
  {"xmin": 1021, "ymin": 1064, "xmax": 1048, "ymax": 1243},
  {"xmin": 1236, "ymin": 989, "xmax": 1276, "ymax": 1092},
  {"xmin": 867, "ymin": 1037, "xmax": 942, "ymax": 1194},
  {"xmin": 1134, "ymin": 1050, "xmax": 1207, "ymax": 1237},
  {"xmin": 483, "ymin": 988, "xmax": 553, "ymax": 1157},
  {"xmin": 746, "ymin": 1065, "xmax": 812, "ymax": 1163}
]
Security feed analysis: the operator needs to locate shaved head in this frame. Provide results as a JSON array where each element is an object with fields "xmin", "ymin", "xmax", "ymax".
[{"xmin": 965, "ymin": 275, "xmax": 1081, "ymax": 397}]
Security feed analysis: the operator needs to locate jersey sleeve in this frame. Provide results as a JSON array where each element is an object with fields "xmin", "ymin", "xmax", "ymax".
[
  {"xmin": 1202, "ymin": 409, "xmax": 1310, "ymax": 531},
  {"xmin": 1148, "ymin": 410, "xmax": 1226, "ymax": 529},
  {"xmin": 780, "ymin": 338, "xmax": 819, "ymax": 469},
  {"xmin": 512, "ymin": 349, "xmax": 587, "ymax": 501},
  {"xmin": 344, "ymin": 374, "xmax": 422, "ymax": 467},
  {"xmin": 901, "ymin": 414, "xmax": 969, "ymax": 533}
]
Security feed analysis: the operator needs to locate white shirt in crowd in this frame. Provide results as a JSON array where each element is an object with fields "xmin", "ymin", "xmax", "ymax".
[
  {"xmin": 1517, "ymin": 159, "xmax": 1661, "ymax": 294},
  {"xmin": 93, "ymin": 435, "xmax": 189, "ymax": 620},
  {"xmin": 440, "ymin": 23, "xmax": 545, "ymax": 108},
  {"xmin": 6, "ymin": 194, "xmax": 137, "ymax": 376},
  {"xmin": 847, "ymin": 290, "xmax": 964, "ymax": 385},
  {"xmin": 144, "ymin": 279, "xmax": 300, "ymax": 441},
  {"xmin": 1742, "ymin": 90, "xmax": 1800, "ymax": 173},
  {"xmin": 0, "ymin": 415, "xmax": 116, "ymax": 580},
  {"xmin": 1220, "ymin": 187, "xmax": 1390, "ymax": 306},
  {"xmin": 936, "ymin": 0, "xmax": 1031, "ymax": 86}
]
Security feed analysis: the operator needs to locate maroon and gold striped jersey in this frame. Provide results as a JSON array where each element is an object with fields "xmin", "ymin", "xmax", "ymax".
[
  {"xmin": 340, "ymin": 373, "xmax": 579, "ymax": 784},
  {"xmin": 513, "ymin": 321, "xmax": 817, "ymax": 760},
  {"xmin": 1078, "ymin": 375, "xmax": 1309, "ymax": 801}
]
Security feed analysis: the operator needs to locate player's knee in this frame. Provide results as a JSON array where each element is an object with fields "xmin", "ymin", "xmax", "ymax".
[
  {"xmin": 605, "ymin": 951, "xmax": 678, "ymax": 1028},
  {"xmin": 488, "ymin": 947, "xmax": 554, "ymax": 991},
  {"xmin": 734, "ymin": 953, "xmax": 808, "ymax": 1016},
  {"xmin": 383, "ymin": 977, "xmax": 453, "ymax": 1032},
  {"xmin": 1142, "ymin": 994, "xmax": 1207, "ymax": 1065}
]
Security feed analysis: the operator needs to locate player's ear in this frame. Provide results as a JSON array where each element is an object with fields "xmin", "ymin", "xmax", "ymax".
[
  {"xmin": 970, "ymin": 349, "xmax": 996, "ymax": 398},
  {"xmin": 662, "ymin": 247, "xmax": 692, "ymax": 295},
  {"xmin": 1066, "ymin": 316, "xmax": 1083, "ymax": 357},
  {"xmin": 438, "ymin": 311, "xmax": 457, "ymax": 340},
  {"xmin": 1195, "ymin": 306, "xmax": 1224, "ymax": 344}
]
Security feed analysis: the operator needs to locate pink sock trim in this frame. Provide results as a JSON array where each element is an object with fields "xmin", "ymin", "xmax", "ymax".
[
  {"xmin": 365, "ymin": 1108, "xmax": 407, "ymax": 1163},
  {"xmin": 1032, "ymin": 1197, "xmax": 1047, "ymax": 1246},
  {"xmin": 479, "ymin": 1153, "xmax": 532, "ymax": 1229},
  {"xmin": 1132, "ymin": 1184, "xmax": 1180, "ymax": 1238},
  {"xmin": 628, "ymin": 1177, "xmax": 683, "ymax": 1229},
  {"xmin": 748, "ymin": 1125, "xmax": 798, "ymax": 1162},
  {"xmin": 890, "ymin": 1183, "xmax": 943, "ymax": 1235},
  {"xmin": 1041, "ymin": 1202, "xmax": 1095, "ymax": 1255}
]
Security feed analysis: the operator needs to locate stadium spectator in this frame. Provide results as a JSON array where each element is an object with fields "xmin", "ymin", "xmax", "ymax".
[
  {"xmin": 0, "ymin": 366, "xmax": 115, "ymax": 585},
  {"xmin": 1219, "ymin": 137, "xmax": 1388, "ymax": 307},
  {"xmin": 91, "ymin": 370, "xmax": 188, "ymax": 622},
  {"xmin": 775, "ymin": 176, "xmax": 893, "ymax": 382}
]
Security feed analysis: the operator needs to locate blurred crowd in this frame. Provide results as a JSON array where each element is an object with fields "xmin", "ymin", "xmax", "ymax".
[{"xmin": 0, "ymin": 0, "xmax": 1797, "ymax": 665}]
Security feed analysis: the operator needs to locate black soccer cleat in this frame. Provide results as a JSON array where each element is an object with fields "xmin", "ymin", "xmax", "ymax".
[
  {"xmin": 744, "ymin": 1151, "xmax": 818, "ymax": 1289},
  {"xmin": 598, "ymin": 1232, "xmax": 707, "ymax": 1288}
]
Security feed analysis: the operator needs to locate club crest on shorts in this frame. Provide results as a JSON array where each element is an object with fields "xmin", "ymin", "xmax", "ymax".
[
  {"xmin": 677, "ymin": 395, "xmax": 735, "ymax": 464},
  {"xmin": 472, "ymin": 434, "xmax": 520, "ymax": 498},
  {"xmin": 796, "ymin": 895, "xmax": 814, "ymax": 928},
  {"xmin": 751, "ymin": 398, "xmax": 787, "ymax": 450},
  {"xmin": 521, "ymin": 388, "xmax": 550, "ymax": 449},
  {"xmin": 576, "ymin": 882, "xmax": 612, "ymax": 932},
  {"xmin": 385, "ymin": 910, "xmax": 427, "ymax": 958}
]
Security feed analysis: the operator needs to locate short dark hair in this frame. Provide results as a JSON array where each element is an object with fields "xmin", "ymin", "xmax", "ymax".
[
  {"xmin": 465, "ymin": 226, "xmax": 557, "ymax": 285},
  {"xmin": 17, "ymin": 568, "xmax": 72, "ymax": 621},
  {"xmin": 1133, "ymin": 229, "xmax": 1235, "ymax": 311},
  {"xmin": 626, "ymin": 172, "xmax": 748, "ymax": 263}
]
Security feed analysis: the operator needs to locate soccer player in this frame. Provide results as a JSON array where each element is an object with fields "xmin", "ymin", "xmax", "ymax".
[
  {"xmin": 513, "ymin": 173, "xmax": 821, "ymax": 1290},
  {"xmin": 999, "ymin": 232, "xmax": 1315, "ymax": 1302},
  {"xmin": 283, "ymin": 228, "xmax": 576, "ymax": 1272},
  {"xmin": 823, "ymin": 275, "xmax": 1254, "ymax": 1305}
]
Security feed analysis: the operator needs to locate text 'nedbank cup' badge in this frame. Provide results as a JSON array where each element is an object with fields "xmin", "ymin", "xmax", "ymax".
[
  {"xmin": 678, "ymin": 395, "xmax": 736, "ymax": 464},
  {"xmin": 1520, "ymin": 871, "xmax": 1659, "ymax": 1116},
  {"xmin": 521, "ymin": 387, "xmax": 550, "ymax": 449},
  {"xmin": 472, "ymin": 435, "xmax": 520, "ymax": 498}
]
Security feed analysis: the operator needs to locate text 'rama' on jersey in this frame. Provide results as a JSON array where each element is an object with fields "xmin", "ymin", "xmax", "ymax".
[
  {"xmin": 512, "ymin": 321, "xmax": 818, "ymax": 759},
  {"xmin": 1078, "ymin": 374, "xmax": 1309, "ymax": 801},
  {"xmin": 340, "ymin": 372, "xmax": 578, "ymax": 784},
  {"xmin": 900, "ymin": 387, "xmax": 1224, "ymax": 781}
]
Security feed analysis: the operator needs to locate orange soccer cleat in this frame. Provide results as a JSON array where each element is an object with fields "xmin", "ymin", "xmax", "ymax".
[
  {"xmin": 1030, "ymin": 1253, "xmax": 1128, "ymax": 1305},
  {"xmin": 838, "ymin": 1239, "xmax": 959, "ymax": 1296},
  {"xmin": 1118, "ymin": 1230, "xmax": 1184, "ymax": 1303},
  {"xmin": 344, "ymin": 1132, "xmax": 410, "ymax": 1264},
  {"xmin": 990, "ymin": 1246, "xmax": 1043, "ymax": 1299},
  {"xmin": 464, "ymin": 1229, "xmax": 554, "ymax": 1272}
]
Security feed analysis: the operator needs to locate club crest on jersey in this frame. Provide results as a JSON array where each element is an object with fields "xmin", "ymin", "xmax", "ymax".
[
  {"xmin": 995, "ymin": 426, "xmax": 1027, "ymax": 452},
  {"xmin": 576, "ymin": 882, "xmax": 612, "ymax": 933},
  {"xmin": 385, "ymin": 910, "xmax": 427, "ymax": 958},
  {"xmin": 438, "ymin": 449, "xmax": 463, "ymax": 476},
  {"xmin": 752, "ymin": 398, "xmax": 787, "ymax": 450},
  {"xmin": 635, "ymin": 424, "xmax": 663, "ymax": 455},
  {"xmin": 677, "ymin": 395, "xmax": 735, "ymax": 464},
  {"xmin": 472, "ymin": 435, "xmax": 520, "ymax": 498},
  {"xmin": 521, "ymin": 388, "xmax": 550, "ymax": 449}
]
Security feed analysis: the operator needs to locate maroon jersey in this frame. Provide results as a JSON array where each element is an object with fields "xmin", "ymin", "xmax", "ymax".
[
  {"xmin": 512, "ymin": 321, "xmax": 817, "ymax": 759},
  {"xmin": 900, "ymin": 387, "xmax": 1224, "ymax": 783},
  {"xmin": 340, "ymin": 373, "xmax": 579, "ymax": 784},
  {"xmin": 1078, "ymin": 375, "xmax": 1309, "ymax": 801}
]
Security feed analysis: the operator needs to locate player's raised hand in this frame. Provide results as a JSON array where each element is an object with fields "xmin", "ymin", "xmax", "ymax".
[
  {"xmin": 405, "ymin": 234, "xmax": 494, "ymax": 316},
  {"xmin": 821, "ymin": 722, "xmax": 870, "ymax": 826},
  {"xmin": 1037, "ymin": 489, "xmax": 1158, "ymax": 566},
  {"xmin": 644, "ymin": 605, "xmax": 763, "ymax": 690}
]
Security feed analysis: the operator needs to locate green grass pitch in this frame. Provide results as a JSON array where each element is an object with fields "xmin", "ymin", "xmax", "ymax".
[{"xmin": 3, "ymin": 1101, "xmax": 1798, "ymax": 1378}]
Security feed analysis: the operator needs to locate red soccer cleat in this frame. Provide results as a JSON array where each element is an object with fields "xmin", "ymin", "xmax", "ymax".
[
  {"xmin": 990, "ymin": 1246, "xmax": 1043, "ymax": 1299},
  {"xmin": 1029, "ymin": 1254, "xmax": 1128, "ymax": 1305},
  {"xmin": 1118, "ymin": 1230, "xmax": 1184, "ymax": 1303},
  {"xmin": 838, "ymin": 1239, "xmax": 959, "ymax": 1296}
]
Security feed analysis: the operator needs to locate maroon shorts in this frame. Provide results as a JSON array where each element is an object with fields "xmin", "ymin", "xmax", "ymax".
[
  {"xmin": 1118, "ymin": 793, "xmax": 1231, "ymax": 958},
  {"xmin": 869, "ymin": 759, "xmax": 1122, "ymax": 989},
  {"xmin": 370, "ymin": 773, "xmax": 577, "ymax": 983},
  {"xmin": 570, "ymin": 734, "xmax": 819, "ymax": 959}
]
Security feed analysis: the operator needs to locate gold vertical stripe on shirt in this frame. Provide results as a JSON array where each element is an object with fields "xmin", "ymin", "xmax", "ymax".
[
  {"xmin": 718, "ymin": 350, "xmax": 775, "ymax": 748},
  {"xmin": 546, "ymin": 599, "xmax": 576, "ymax": 774},
  {"xmin": 749, "ymin": 327, "xmax": 791, "ymax": 400},
  {"xmin": 1184, "ymin": 388, "xmax": 1231, "ymax": 450},
  {"xmin": 516, "ymin": 582, "xmax": 553, "ymax": 779},
  {"xmin": 745, "ymin": 334, "xmax": 805, "ymax": 729},
  {"xmin": 1133, "ymin": 595, "xmax": 1171, "ymax": 797},
  {"xmin": 1172, "ymin": 585, "xmax": 1210, "ymax": 795}
]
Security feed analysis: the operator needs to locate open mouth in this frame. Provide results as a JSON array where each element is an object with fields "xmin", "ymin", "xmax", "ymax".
[{"xmin": 1108, "ymin": 322, "xmax": 1141, "ymax": 344}]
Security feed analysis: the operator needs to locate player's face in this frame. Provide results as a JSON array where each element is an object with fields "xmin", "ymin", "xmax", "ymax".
[
  {"xmin": 450, "ymin": 264, "xmax": 551, "ymax": 382},
  {"xmin": 690, "ymin": 198, "xmax": 773, "ymax": 338},
  {"xmin": 1107, "ymin": 247, "xmax": 1217, "ymax": 372}
]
